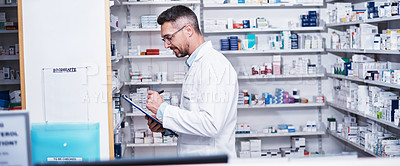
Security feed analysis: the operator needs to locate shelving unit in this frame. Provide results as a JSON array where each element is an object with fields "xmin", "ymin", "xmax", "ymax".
[
  {"xmin": 326, "ymin": 49, "xmax": 400, "ymax": 55},
  {"xmin": 201, "ymin": 0, "xmax": 326, "ymax": 157},
  {"xmin": 203, "ymin": 3, "xmax": 323, "ymax": 8},
  {"xmin": 111, "ymin": 1, "xmax": 201, "ymax": 158},
  {"xmin": 326, "ymin": 15, "xmax": 400, "ymax": 27},
  {"xmin": 327, "ymin": 73, "xmax": 400, "ymax": 90},
  {"xmin": 238, "ymin": 74, "xmax": 325, "ymax": 80},
  {"xmin": 0, "ymin": 79, "xmax": 20, "ymax": 85},
  {"xmin": 0, "ymin": 30, "xmax": 18, "ymax": 33},
  {"xmin": 122, "ymin": 1, "xmax": 200, "ymax": 6},
  {"xmin": 0, "ymin": 4, "xmax": 17, "ymax": 8},
  {"xmin": 124, "ymin": 81, "xmax": 183, "ymax": 86},
  {"xmin": 0, "ymin": 55, "xmax": 19, "ymax": 61},
  {"xmin": 238, "ymin": 103, "xmax": 325, "ymax": 109},
  {"xmin": 327, "ymin": 130, "xmax": 377, "ymax": 157},
  {"xmin": 124, "ymin": 55, "xmax": 181, "ymax": 59},
  {"xmin": 221, "ymin": 49, "xmax": 325, "ymax": 55},
  {"xmin": 236, "ymin": 131, "xmax": 326, "ymax": 138},
  {"xmin": 126, "ymin": 143, "xmax": 177, "ymax": 147},
  {"xmin": 204, "ymin": 27, "xmax": 324, "ymax": 33},
  {"xmin": 122, "ymin": 28, "xmax": 160, "ymax": 32},
  {"xmin": 327, "ymin": 102, "xmax": 400, "ymax": 130}
]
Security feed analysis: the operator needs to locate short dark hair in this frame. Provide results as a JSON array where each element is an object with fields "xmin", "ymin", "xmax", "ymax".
[{"xmin": 157, "ymin": 5, "xmax": 201, "ymax": 34}]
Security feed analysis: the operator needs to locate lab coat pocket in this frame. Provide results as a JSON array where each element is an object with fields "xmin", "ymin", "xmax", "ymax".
[{"xmin": 182, "ymin": 95, "xmax": 191, "ymax": 110}]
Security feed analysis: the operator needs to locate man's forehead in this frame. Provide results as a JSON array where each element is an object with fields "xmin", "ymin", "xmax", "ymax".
[{"xmin": 161, "ymin": 22, "xmax": 177, "ymax": 37}]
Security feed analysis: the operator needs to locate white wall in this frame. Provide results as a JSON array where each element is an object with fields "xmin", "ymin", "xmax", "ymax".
[{"xmin": 22, "ymin": 0, "xmax": 110, "ymax": 159}]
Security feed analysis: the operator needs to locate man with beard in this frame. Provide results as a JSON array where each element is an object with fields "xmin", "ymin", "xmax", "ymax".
[{"xmin": 144, "ymin": 5, "xmax": 239, "ymax": 158}]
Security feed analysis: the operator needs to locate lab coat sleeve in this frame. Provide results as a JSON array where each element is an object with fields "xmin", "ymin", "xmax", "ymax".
[{"xmin": 162, "ymin": 62, "xmax": 237, "ymax": 137}]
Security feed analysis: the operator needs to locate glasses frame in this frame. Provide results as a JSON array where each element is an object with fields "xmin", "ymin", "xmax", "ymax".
[{"xmin": 161, "ymin": 25, "xmax": 186, "ymax": 45}]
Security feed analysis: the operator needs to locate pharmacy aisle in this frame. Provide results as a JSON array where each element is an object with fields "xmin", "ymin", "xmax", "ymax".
[{"xmin": 326, "ymin": 0, "xmax": 400, "ymax": 158}]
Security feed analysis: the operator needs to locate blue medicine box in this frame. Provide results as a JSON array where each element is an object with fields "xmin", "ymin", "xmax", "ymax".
[
  {"xmin": 238, "ymin": 0, "xmax": 245, "ymax": 3},
  {"xmin": 31, "ymin": 123, "xmax": 100, "ymax": 165},
  {"xmin": 308, "ymin": 11, "xmax": 317, "ymax": 16}
]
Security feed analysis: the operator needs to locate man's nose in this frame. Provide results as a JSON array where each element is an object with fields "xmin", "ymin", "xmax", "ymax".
[{"xmin": 164, "ymin": 41, "xmax": 171, "ymax": 48}]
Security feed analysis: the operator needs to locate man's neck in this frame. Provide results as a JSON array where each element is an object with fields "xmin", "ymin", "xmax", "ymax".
[{"xmin": 188, "ymin": 36, "xmax": 206, "ymax": 56}]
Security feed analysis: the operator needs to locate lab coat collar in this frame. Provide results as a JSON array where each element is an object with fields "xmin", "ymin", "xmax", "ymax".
[{"xmin": 185, "ymin": 41, "xmax": 208, "ymax": 69}]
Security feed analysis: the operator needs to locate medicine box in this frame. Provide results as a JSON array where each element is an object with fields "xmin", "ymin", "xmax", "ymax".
[{"xmin": 249, "ymin": 139, "xmax": 261, "ymax": 152}]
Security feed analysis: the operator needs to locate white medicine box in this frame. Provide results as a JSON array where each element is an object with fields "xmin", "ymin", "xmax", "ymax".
[{"xmin": 9, "ymin": 90, "xmax": 21, "ymax": 103}]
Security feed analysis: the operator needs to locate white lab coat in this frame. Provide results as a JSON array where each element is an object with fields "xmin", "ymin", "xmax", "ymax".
[{"xmin": 162, "ymin": 41, "xmax": 238, "ymax": 158}]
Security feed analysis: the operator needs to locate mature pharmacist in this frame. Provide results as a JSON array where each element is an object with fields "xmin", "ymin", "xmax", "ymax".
[{"xmin": 145, "ymin": 5, "xmax": 238, "ymax": 158}]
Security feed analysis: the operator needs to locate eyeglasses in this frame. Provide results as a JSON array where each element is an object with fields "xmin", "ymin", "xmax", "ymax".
[{"xmin": 161, "ymin": 25, "xmax": 186, "ymax": 45}]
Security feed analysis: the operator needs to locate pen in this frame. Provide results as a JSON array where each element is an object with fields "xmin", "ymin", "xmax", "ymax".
[{"xmin": 158, "ymin": 90, "xmax": 164, "ymax": 95}]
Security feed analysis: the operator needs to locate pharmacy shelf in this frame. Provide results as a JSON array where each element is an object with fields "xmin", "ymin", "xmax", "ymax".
[
  {"xmin": 113, "ymin": 115, "xmax": 125, "ymax": 133},
  {"xmin": 238, "ymin": 103, "xmax": 325, "ymax": 109},
  {"xmin": 327, "ymin": 102, "xmax": 400, "ymax": 131},
  {"xmin": 235, "ymin": 131, "xmax": 326, "ymax": 138},
  {"xmin": 0, "ymin": 4, "xmax": 17, "ymax": 7},
  {"xmin": 124, "ymin": 55, "xmax": 181, "ymax": 59},
  {"xmin": 123, "ymin": 28, "xmax": 160, "ymax": 32},
  {"xmin": 203, "ymin": 3, "xmax": 323, "ymax": 8},
  {"xmin": 327, "ymin": 73, "xmax": 400, "ymax": 90},
  {"xmin": 0, "ymin": 55, "xmax": 19, "ymax": 61},
  {"xmin": 111, "ymin": 55, "xmax": 122, "ymax": 62},
  {"xmin": 110, "ymin": 25, "xmax": 121, "ymax": 33},
  {"xmin": 126, "ymin": 143, "xmax": 177, "ymax": 147},
  {"xmin": 326, "ymin": 48, "xmax": 400, "ymax": 55},
  {"xmin": 110, "ymin": 0, "xmax": 121, "ymax": 7},
  {"xmin": 204, "ymin": 27, "xmax": 324, "ymax": 33},
  {"xmin": 122, "ymin": 1, "xmax": 200, "ymax": 5},
  {"xmin": 327, "ymin": 130, "xmax": 377, "ymax": 157},
  {"xmin": 326, "ymin": 16, "xmax": 400, "ymax": 27},
  {"xmin": 126, "ymin": 112, "xmax": 146, "ymax": 117},
  {"xmin": 112, "ymin": 82, "xmax": 123, "ymax": 94},
  {"xmin": 124, "ymin": 81, "xmax": 183, "ymax": 86},
  {"xmin": 238, "ymin": 74, "xmax": 325, "ymax": 80},
  {"xmin": 221, "ymin": 49, "xmax": 324, "ymax": 55},
  {"xmin": 326, "ymin": 21, "xmax": 362, "ymax": 27},
  {"xmin": 0, "ymin": 80, "xmax": 20, "ymax": 85},
  {"xmin": 364, "ymin": 15, "xmax": 400, "ymax": 23},
  {"xmin": 0, "ymin": 4, "xmax": 17, "ymax": 8},
  {"xmin": 0, "ymin": 30, "xmax": 18, "ymax": 34}
]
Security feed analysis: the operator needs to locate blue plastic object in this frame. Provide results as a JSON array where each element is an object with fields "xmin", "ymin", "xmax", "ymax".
[
  {"xmin": 31, "ymin": 123, "xmax": 100, "ymax": 165},
  {"xmin": 0, "ymin": 90, "xmax": 9, "ymax": 100},
  {"xmin": 0, "ymin": 99, "xmax": 9, "ymax": 108}
]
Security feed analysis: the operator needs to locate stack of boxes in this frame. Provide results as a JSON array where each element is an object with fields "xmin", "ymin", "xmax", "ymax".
[
  {"xmin": 220, "ymin": 36, "xmax": 239, "ymax": 51},
  {"xmin": 291, "ymin": 33, "xmax": 299, "ymax": 49},
  {"xmin": 332, "ymin": 116, "xmax": 400, "ymax": 157},
  {"xmin": 220, "ymin": 39, "xmax": 230, "ymax": 51},
  {"xmin": 239, "ymin": 139, "xmax": 261, "ymax": 158},
  {"xmin": 301, "ymin": 11, "xmax": 318, "ymax": 27},
  {"xmin": 272, "ymin": 55, "xmax": 281, "ymax": 75},
  {"xmin": 235, "ymin": 123, "xmax": 251, "ymax": 134},
  {"xmin": 173, "ymin": 72, "xmax": 185, "ymax": 82},
  {"xmin": 204, "ymin": 19, "xmax": 227, "ymax": 31},
  {"xmin": 133, "ymin": 129, "xmax": 167, "ymax": 144},
  {"xmin": 130, "ymin": 88, "xmax": 149, "ymax": 113},
  {"xmin": 0, "ymin": 12, "xmax": 5, "ymax": 30},
  {"xmin": 239, "ymin": 137, "xmax": 308, "ymax": 158},
  {"xmin": 291, "ymin": 137, "xmax": 306, "ymax": 156},
  {"xmin": 281, "ymin": 31, "xmax": 291, "ymax": 50},
  {"xmin": 141, "ymin": 15, "xmax": 157, "ymax": 29},
  {"xmin": 229, "ymin": 36, "xmax": 239, "ymax": 50}
]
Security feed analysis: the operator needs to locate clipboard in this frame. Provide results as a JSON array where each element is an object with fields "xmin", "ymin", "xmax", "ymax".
[{"xmin": 122, "ymin": 95, "xmax": 178, "ymax": 137}]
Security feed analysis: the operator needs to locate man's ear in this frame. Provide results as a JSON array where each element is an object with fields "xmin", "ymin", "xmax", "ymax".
[{"xmin": 185, "ymin": 24, "xmax": 194, "ymax": 37}]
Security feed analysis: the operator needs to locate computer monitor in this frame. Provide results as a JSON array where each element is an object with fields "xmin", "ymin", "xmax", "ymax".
[
  {"xmin": 0, "ymin": 111, "xmax": 32, "ymax": 166},
  {"xmin": 35, "ymin": 154, "xmax": 228, "ymax": 166}
]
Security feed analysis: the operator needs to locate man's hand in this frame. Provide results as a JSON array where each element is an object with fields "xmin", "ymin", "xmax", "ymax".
[
  {"xmin": 145, "ymin": 115, "xmax": 166, "ymax": 133},
  {"xmin": 146, "ymin": 90, "xmax": 165, "ymax": 114}
]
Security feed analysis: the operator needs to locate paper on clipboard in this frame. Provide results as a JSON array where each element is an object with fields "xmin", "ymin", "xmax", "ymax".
[{"xmin": 122, "ymin": 95, "xmax": 178, "ymax": 136}]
